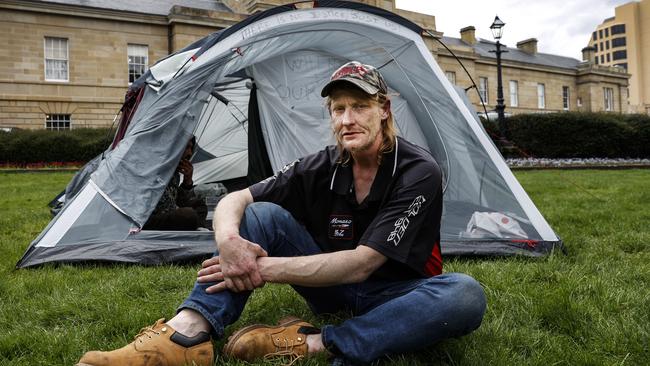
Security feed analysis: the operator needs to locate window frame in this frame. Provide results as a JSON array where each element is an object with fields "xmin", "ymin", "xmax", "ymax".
[
  {"xmin": 537, "ymin": 83, "xmax": 546, "ymax": 109},
  {"xmin": 45, "ymin": 114, "xmax": 72, "ymax": 130},
  {"xmin": 604, "ymin": 87, "xmax": 614, "ymax": 111},
  {"xmin": 562, "ymin": 86, "xmax": 570, "ymax": 111},
  {"xmin": 509, "ymin": 80, "xmax": 518, "ymax": 107},
  {"xmin": 444, "ymin": 71, "xmax": 456, "ymax": 85},
  {"xmin": 612, "ymin": 37, "xmax": 626, "ymax": 48},
  {"xmin": 611, "ymin": 24, "xmax": 626, "ymax": 35},
  {"xmin": 127, "ymin": 44, "xmax": 149, "ymax": 85},
  {"xmin": 613, "ymin": 50, "xmax": 627, "ymax": 60},
  {"xmin": 479, "ymin": 77, "xmax": 488, "ymax": 104},
  {"xmin": 44, "ymin": 37, "xmax": 69, "ymax": 82}
]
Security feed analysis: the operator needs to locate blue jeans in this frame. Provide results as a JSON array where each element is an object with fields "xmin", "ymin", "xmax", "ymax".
[{"xmin": 179, "ymin": 202, "xmax": 486, "ymax": 364}]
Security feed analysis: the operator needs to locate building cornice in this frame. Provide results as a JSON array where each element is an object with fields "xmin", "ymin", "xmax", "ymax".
[
  {"xmin": 1, "ymin": 0, "xmax": 169, "ymax": 24},
  {"xmin": 474, "ymin": 57, "xmax": 579, "ymax": 76},
  {"xmin": 167, "ymin": 5, "xmax": 247, "ymax": 28}
]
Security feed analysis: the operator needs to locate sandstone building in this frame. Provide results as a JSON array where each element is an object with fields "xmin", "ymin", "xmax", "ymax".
[
  {"xmin": 0, "ymin": 0, "xmax": 630, "ymax": 130},
  {"xmin": 588, "ymin": 0, "xmax": 650, "ymax": 114}
]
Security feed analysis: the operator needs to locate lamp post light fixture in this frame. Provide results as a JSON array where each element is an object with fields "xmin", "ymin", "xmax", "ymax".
[{"xmin": 489, "ymin": 15, "xmax": 508, "ymax": 141}]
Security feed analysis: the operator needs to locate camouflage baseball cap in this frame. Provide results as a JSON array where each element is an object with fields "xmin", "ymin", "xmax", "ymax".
[{"xmin": 321, "ymin": 61, "xmax": 388, "ymax": 97}]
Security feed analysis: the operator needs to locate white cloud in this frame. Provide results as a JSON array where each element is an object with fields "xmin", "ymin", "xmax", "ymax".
[{"xmin": 395, "ymin": 0, "xmax": 631, "ymax": 59}]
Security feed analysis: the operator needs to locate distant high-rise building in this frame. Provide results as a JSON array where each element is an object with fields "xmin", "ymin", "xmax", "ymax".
[{"xmin": 588, "ymin": 0, "xmax": 650, "ymax": 114}]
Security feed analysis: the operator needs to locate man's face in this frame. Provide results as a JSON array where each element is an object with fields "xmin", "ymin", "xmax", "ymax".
[{"xmin": 329, "ymin": 87, "xmax": 388, "ymax": 154}]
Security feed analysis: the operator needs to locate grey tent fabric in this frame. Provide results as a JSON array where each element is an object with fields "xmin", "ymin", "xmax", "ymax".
[{"xmin": 17, "ymin": 2, "xmax": 563, "ymax": 269}]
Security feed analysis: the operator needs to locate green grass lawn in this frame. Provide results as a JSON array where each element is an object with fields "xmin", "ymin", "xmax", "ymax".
[{"xmin": 1, "ymin": 170, "xmax": 648, "ymax": 365}]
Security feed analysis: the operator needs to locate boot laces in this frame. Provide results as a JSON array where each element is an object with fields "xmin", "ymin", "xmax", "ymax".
[
  {"xmin": 134, "ymin": 324, "xmax": 161, "ymax": 343},
  {"xmin": 263, "ymin": 337, "xmax": 304, "ymax": 366}
]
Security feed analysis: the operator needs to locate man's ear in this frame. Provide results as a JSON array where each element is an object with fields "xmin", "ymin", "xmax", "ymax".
[{"xmin": 381, "ymin": 100, "xmax": 391, "ymax": 119}]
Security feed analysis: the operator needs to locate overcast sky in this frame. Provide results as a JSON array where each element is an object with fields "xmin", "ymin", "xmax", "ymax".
[{"xmin": 395, "ymin": 0, "xmax": 632, "ymax": 60}]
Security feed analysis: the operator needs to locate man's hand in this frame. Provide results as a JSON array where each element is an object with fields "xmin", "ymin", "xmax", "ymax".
[
  {"xmin": 200, "ymin": 235, "xmax": 268, "ymax": 293},
  {"xmin": 178, "ymin": 159, "xmax": 194, "ymax": 188}
]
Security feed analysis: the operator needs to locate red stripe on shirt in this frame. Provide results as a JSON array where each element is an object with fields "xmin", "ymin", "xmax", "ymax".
[{"xmin": 424, "ymin": 241, "xmax": 442, "ymax": 276}]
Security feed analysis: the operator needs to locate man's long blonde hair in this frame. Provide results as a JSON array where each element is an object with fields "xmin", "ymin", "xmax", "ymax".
[{"xmin": 326, "ymin": 86, "xmax": 397, "ymax": 165}]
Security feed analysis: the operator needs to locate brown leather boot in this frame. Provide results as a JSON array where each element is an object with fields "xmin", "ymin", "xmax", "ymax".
[
  {"xmin": 223, "ymin": 317, "xmax": 320, "ymax": 362},
  {"xmin": 76, "ymin": 319, "xmax": 213, "ymax": 366}
]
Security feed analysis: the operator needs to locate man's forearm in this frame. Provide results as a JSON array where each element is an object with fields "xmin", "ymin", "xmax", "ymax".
[
  {"xmin": 213, "ymin": 189, "xmax": 253, "ymax": 248},
  {"xmin": 256, "ymin": 246, "xmax": 386, "ymax": 287}
]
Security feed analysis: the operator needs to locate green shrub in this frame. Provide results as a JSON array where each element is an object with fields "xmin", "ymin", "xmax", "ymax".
[
  {"xmin": 479, "ymin": 116, "xmax": 500, "ymax": 140},
  {"xmin": 502, "ymin": 112, "xmax": 647, "ymax": 158},
  {"xmin": 0, "ymin": 128, "xmax": 112, "ymax": 165},
  {"xmin": 622, "ymin": 114, "xmax": 650, "ymax": 157}
]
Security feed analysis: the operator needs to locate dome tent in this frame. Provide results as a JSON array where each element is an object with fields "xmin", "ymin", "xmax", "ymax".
[{"xmin": 17, "ymin": 0, "xmax": 564, "ymax": 268}]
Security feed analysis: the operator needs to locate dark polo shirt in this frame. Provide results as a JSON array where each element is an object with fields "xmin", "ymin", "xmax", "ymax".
[{"xmin": 249, "ymin": 136, "xmax": 443, "ymax": 280}]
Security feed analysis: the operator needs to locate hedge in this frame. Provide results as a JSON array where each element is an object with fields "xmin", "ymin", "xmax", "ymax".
[
  {"xmin": 0, "ymin": 128, "xmax": 112, "ymax": 165},
  {"xmin": 481, "ymin": 112, "xmax": 650, "ymax": 159},
  {"xmin": 1, "ymin": 112, "xmax": 649, "ymax": 164}
]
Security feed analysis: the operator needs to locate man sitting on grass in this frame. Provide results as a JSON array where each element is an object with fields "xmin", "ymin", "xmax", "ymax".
[{"xmin": 77, "ymin": 61, "xmax": 486, "ymax": 366}]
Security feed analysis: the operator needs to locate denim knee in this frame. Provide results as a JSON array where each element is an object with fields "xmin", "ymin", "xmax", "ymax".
[
  {"xmin": 442, "ymin": 273, "xmax": 487, "ymax": 332},
  {"xmin": 244, "ymin": 202, "xmax": 288, "ymax": 221}
]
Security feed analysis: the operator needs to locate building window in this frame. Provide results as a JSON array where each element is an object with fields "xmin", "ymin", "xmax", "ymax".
[
  {"xmin": 537, "ymin": 83, "xmax": 545, "ymax": 109},
  {"xmin": 607, "ymin": 53, "xmax": 611, "ymax": 62},
  {"xmin": 615, "ymin": 63, "xmax": 628, "ymax": 70},
  {"xmin": 612, "ymin": 37, "xmax": 626, "ymax": 47},
  {"xmin": 577, "ymin": 97, "xmax": 582, "ymax": 107},
  {"xmin": 44, "ymin": 37, "xmax": 69, "ymax": 81},
  {"xmin": 128, "ymin": 44, "xmax": 149, "ymax": 84},
  {"xmin": 606, "ymin": 40, "xmax": 610, "ymax": 50},
  {"xmin": 613, "ymin": 50, "xmax": 627, "ymax": 60},
  {"xmin": 45, "ymin": 114, "xmax": 71, "ymax": 130},
  {"xmin": 509, "ymin": 80, "xmax": 518, "ymax": 107},
  {"xmin": 611, "ymin": 24, "xmax": 626, "ymax": 35},
  {"xmin": 594, "ymin": 43, "xmax": 598, "ymax": 52},
  {"xmin": 592, "ymin": 31, "xmax": 597, "ymax": 40},
  {"xmin": 562, "ymin": 86, "xmax": 570, "ymax": 110},
  {"xmin": 605, "ymin": 28, "xmax": 609, "ymax": 37},
  {"xmin": 595, "ymin": 56, "xmax": 599, "ymax": 64},
  {"xmin": 599, "ymin": 29, "xmax": 603, "ymax": 38},
  {"xmin": 601, "ymin": 55, "xmax": 605, "ymax": 64},
  {"xmin": 445, "ymin": 71, "xmax": 456, "ymax": 85},
  {"xmin": 600, "ymin": 42, "xmax": 603, "ymax": 51},
  {"xmin": 604, "ymin": 87, "xmax": 614, "ymax": 111},
  {"xmin": 479, "ymin": 77, "xmax": 488, "ymax": 104}
]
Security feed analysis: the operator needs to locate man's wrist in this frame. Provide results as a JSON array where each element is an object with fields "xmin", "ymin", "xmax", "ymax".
[
  {"xmin": 256, "ymin": 257, "xmax": 274, "ymax": 283},
  {"xmin": 215, "ymin": 231, "xmax": 241, "ymax": 248}
]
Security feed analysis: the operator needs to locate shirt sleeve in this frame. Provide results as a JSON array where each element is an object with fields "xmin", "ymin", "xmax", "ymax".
[
  {"xmin": 360, "ymin": 160, "xmax": 442, "ymax": 271},
  {"xmin": 248, "ymin": 150, "xmax": 330, "ymax": 222}
]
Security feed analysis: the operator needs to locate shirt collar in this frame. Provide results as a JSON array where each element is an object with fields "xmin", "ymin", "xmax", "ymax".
[{"xmin": 330, "ymin": 137, "xmax": 399, "ymax": 202}]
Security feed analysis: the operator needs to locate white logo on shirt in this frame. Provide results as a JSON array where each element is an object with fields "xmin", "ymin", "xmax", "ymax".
[
  {"xmin": 387, "ymin": 195, "xmax": 426, "ymax": 246},
  {"xmin": 259, "ymin": 159, "xmax": 300, "ymax": 185},
  {"xmin": 279, "ymin": 159, "xmax": 299, "ymax": 174}
]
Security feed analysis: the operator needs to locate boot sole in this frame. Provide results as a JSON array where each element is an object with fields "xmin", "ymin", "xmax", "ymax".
[{"xmin": 222, "ymin": 317, "xmax": 309, "ymax": 357}]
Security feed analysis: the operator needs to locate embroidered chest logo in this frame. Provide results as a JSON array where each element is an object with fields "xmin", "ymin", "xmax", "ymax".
[
  {"xmin": 387, "ymin": 195, "xmax": 426, "ymax": 246},
  {"xmin": 328, "ymin": 215, "xmax": 354, "ymax": 240}
]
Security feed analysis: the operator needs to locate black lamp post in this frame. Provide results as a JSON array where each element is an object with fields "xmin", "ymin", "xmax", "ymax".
[{"xmin": 489, "ymin": 16, "xmax": 507, "ymax": 141}]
